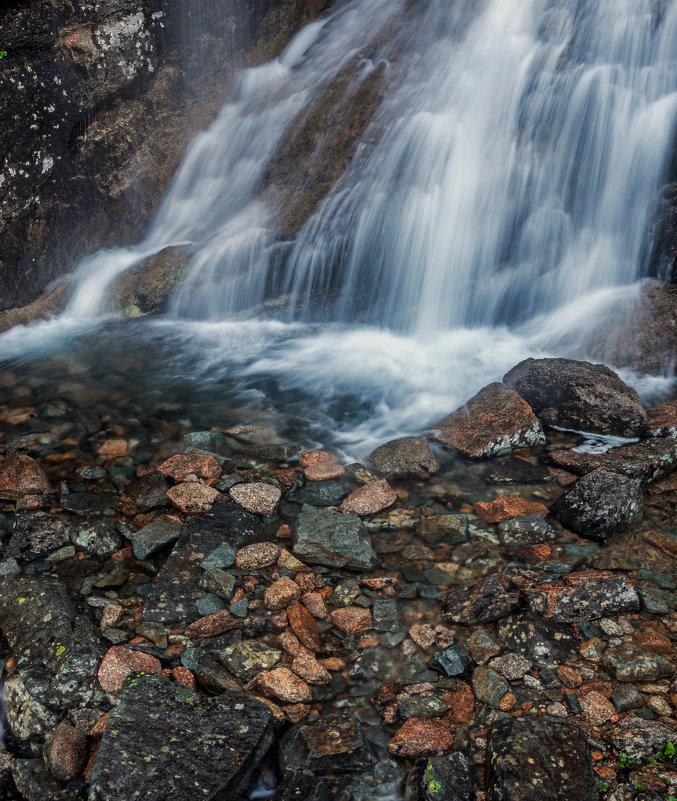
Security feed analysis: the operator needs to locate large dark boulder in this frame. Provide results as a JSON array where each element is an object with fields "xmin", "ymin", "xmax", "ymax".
[
  {"xmin": 503, "ymin": 357, "xmax": 647, "ymax": 437},
  {"xmin": 89, "ymin": 672, "xmax": 274, "ymax": 801}
]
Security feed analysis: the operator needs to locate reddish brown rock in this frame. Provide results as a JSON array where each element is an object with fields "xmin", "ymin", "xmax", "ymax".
[
  {"xmin": 634, "ymin": 630, "xmax": 673, "ymax": 655},
  {"xmin": 157, "ymin": 453, "xmax": 222, "ymax": 483},
  {"xmin": 301, "ymin": 591, "xmax": 327, "ymax": 619},
  {"xmin": 264, "ymin": 577, "xmax": 302, "ymax": 610},
  {"xmin": 96, "ymin": 439, "xmax": 128, "ymax": 459},
  {"xmin": 44, "ymin": 722, "xmax": 87, "ymax": 782},
  {"xmin": 579, "ymin": 691, "xmax": 615, "ymax": 726},
  {"xmin": 170, "ymin": 666, "xmax": 197, "ymax": 689},
  {"xmin": 229, "ymin": 482, "xmax": 281, "ymax": 516},
  {"xmin": 387, "ymin": 718, "xmax": 454, "ymax": 757},
  {"xmin": 443, "ymin": 684, "xmax": 475, "ymax": 724},
  {"xmin": 257, "ymin": 667, "xmax": 312, "ymax": 703},
  {"xmin": 0, "ymin": 454, "xmax": 51, "ymax": 499},
  {"xmin": 97, "ymin": 646, "xmax": 162, "ymax": 694},
  {"xmin": 473, "ymin": 494, "xmax": 549, "ymax": 524},
  {"xmin": 647, "ymin": 401, "xmax": 677, "ymax": 437},
  {"xmin": 287, "ymin": 600, "xmax": 321, "ymax": 652},
  {"xmin": 304, "ymin": 462, "xmax": 346, "ymax": 481},
  {"xmin": 339, "ymin": 479, "xmax": 397, "ymax": 516},
  {"xmin": 235, "ymin": 541, "xmax": 281, "ymax": 569},
  {"xmin": 166, "ymin": 482, "xmax": 220, "ymax": 513},
  {"xmin": 185, "ymin": 610, "xmax": 240, "ymax": 638},
  {"xmin": 291, "ymin": 651, "xmax": 332, "ymax": 685},
  {"xmin": 298, "ymin": 450, "xmax": 339, "ymax": 468},
  {"xmin": 330, "ymin": 607, "xmax": 373, "ymax": 635},
  {"xmin": 434, "ymin": 383, "xmax": 544, "ymax": 459}
]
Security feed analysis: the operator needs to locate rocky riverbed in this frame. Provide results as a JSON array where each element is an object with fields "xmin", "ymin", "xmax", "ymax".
[{"xmin": 0, "ymin": 355, "xmax": 675, "ymax": 801}]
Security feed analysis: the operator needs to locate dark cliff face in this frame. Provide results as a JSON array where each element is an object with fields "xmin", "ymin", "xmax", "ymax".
[{"xmin": 0, "ymin": 0, "xmax": 326, "ymax": 311}]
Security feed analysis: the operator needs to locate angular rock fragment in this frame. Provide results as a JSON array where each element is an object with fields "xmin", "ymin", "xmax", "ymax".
[
  {"xmin": 89, "ymin": 672, "xmax": 273, "ymax": 801},
  {"xmin": 129, "ymin": 515, "xmax": 182, "ymax": 559},
  {"xmin": 0, "ymin": 454, "xmax": 51, "ymax": 500},
  {"xmin": 441, "ymin": 575, "xmax": 520, "ymax": 625},
  {"xmin": 431, "ymin": 644, "xmax": 473, "ymax": 678},
  {"xmin": 293, "ymin": 505, "xmax": 377, "ymax": 570},
  {"xmin": 4, "ymin": 512, "xmax": 69, "ymax": 562},
  {"xmin": 420, "ymin": 753, "xmax": 471, "ymax": 801},
  {"xmin": 388, "ymin": 718, "xmax": 455, "ymax": 758},
  {"xmin": 257, "ymin": 667, "xmax": 313, "ymax": 703},
  {"xmin": 497, "ymin": 614, "xmax": 579, "ymax": 667},
  {"xmin": 503, "ymin": 357, "xmax": 647, "ymax": 436},
  {"xmin": 339, "ymin": 479, "xmax": 397, "ymax": 516},
  {"xmin": 98, "ymin": 646, "xmax": 163, "ymax": 694},
  {"xmin": 280, "ymin": 716, "xmax": 371, "ymax": 774},
  {"xmin": 601, "ymin": 642, "xmax": 674, "ymax": 682},
  {"xmin": 43, "ymin": 722, "xmax": 87, "ymax": 782},
  {"xmin": 126, "ymin": 470, "xmax": 170, "ymax": 510},
  {"xmin": 229, "ymin": 482, "xmax": 281, "ymax": 516},
  {"xmin": 522, "ymin": 570, "xmax": 640, "ymax": 622},
  {"xmin": 158, "ymin": 453, "xmax": 222, "ymax": 483},
  {"xmin": 497, "ymin": 514, "xmax": 556, "ymax": 544},
  {"xmin": 611, "ymin": 717, "xmax": 677, "ymax": 762},
  {"xmin": 474, "ymin": 494, "xmax": 549, "ymax": 523},
  {"xmin": 167, "ymin": 481, "xmax": 220, "ymax": 513},
  {"xmin": 486, "ymin": 715, "xmax": 597, "ymax": 801},
  {"xmin": 554, "ymin": 469, "xmax": 642, "ymax": 541},
  {"xmin": 368, "ymin": 436, "xmax": 439, "ymax": 479},
  {"xmin": 434, "ymin": 383, "xmax": 544, "ymax": 458},
  {"xmin": 287, "ymin": 600, "xmax": 322, "ymax": 652},
  {"xmin": 472, "ymin": 666, "xmax": 509, "ymax": 708}
]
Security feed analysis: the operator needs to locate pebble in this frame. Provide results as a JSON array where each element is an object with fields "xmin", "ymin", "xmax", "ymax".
[
  {"xmin": 579, "ymin": 690, "xmax": 615, "ymax": 725},
  {"xmin": 489, "ymin": 653, "xmax": 532, "ymax": 681},
  {"xmin": 257, "ymin": 667, "xmax": 312, "ymax": 703},
  {"xmin": 339, "ymin": 479, "xmax": 397, "ymax": 516},
  {"xmin": 158, "ymin": 453, "xmax": 222, "ymax": 483},
  {"xmin": 291, "ymin": 652, "xmax": 332, "ymax": 685},
  {"xmin": 184, "ymin": 610, "xmax": 239, "ymax": 639},
  {"xmin": 304, "ymin": 462, "xmax": 346, "ymax": 481},
  {"xmin": 0, "ymin": 454, "xmax": 51, "ymax": 499},
  {"xmin": 387, "ymin": 718, "xmax": 455, "ymax": 757},
  {"xmin": 264, "ymin": 577, "xmax": 302, "ymax": 610},
  {"xmin": 330, "ymin": 606, "xmax": 373, "ymax": 635},
  {"xmin": 473, "ymin": 495, "xmax": 549, "ymax": 523},
  {"xmin": 97, "ymin": 646, "xmax": 162, "ymax": 694},
  {"xmin": 43, "ymin": 721, "xmax": 87, "ymax": 782},
  {"xmin": 166, "ymin": 482, "xmax": 220, "ymax": 513},
  {"xmin": 235, "ymin": 542, "xmax": 281, "ymax": 569},
  {"xmin": 229, "ymin": 482, "xmax": 281, "ymax": 516},
  {"xmin": 298, "ymin": 450, "xmax": 338, "ymax": 468},
  {"xmin": 301, "ymin": 591, "xmax": 327, "ymax": 618},
  {"xmin": 287, "ymin": 600, "xmax": 321, "ymax": 651},
  {"xmin": 96, "ymin": 439, "xmax": 128, "ymax": 458}
]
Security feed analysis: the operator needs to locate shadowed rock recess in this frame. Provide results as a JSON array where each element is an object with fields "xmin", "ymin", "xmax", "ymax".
[{"xmin": 0, "ymin": 358, "xmax": 675, "ymax": 800}]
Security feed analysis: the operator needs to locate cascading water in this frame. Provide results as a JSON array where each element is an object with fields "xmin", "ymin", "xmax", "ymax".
[{"xmin": 2, "ymin": 0, "xmax": 677, "ymax": 454}]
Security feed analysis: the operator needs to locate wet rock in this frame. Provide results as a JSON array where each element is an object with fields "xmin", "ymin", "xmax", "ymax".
[
  {"xmin": 420, "ymin": 753, "xmax": 471, "ymax": 801},
  {"xmin": 287, "ymin": 600, "xmax": 322, "ymax": 652},
  {"xmin": 126, "ymin": 470, "xmax": 170, "ymax": 510},
  {"xmin": 497, "ymin": 514, "xmax": 556, "ymax": 545},
  {"xmin": 579, "ymin": 690, "xmax": 615, "ymax": 725},
  {"xmin": 265, "ymin": 577, "xmax": 302, "ymax": 610},
  {"xmin": 97, "ymin": 438, "xmax": 128, "ymax": 458},
  {"xmin": 3, "ymin": 673, "xmax": 59, "ymax": 741},
  {"xmin": 280, "ymin": 716, "xmax": 371, "ymax": 775},
  {"xmin": 503, "ymin": 357, "xmax": 647, "ymax": 436},
  {"xmin": 522, "ymin": 570, "xmax": 639, "ymax": 622},
  {"xmin": 230, "ymin": 482, "xmax": 281, "ymax": 516},
  {"xmin": 373, "ymin": 598, "xmax": 400, "ymax": 632},
  {"xmin": 497, "ymin": 614, "xmax": 579, "ymax": 667},
  {"xmin": 489, "ymin": 653, "xmax": 532, "ymax": 680},
  {"xmin": 611, "ymin": 684, "xmax": 644, "ymax": 712},
  {"xmin": 304, "ymin": 462, "xmax": 346, "ymax": 481},
  {"xmin": 611, "ymin": 717, "xmax": 677, "ymax": 762},
  {"xmin": 0, "ymin": 575, "xmax": 101, "ymax": 708},
  {"xmin": 417, "ymin": 515, "xmax": 468, "ymax": 546},
  {"xmin": 554, "ymin": 469, "xmax": 642, "ymax": 542},
  {"xmin": 61, "ymin": 491, "xmax": 118, "ymax": 515},
  {"xmin": 398, "ymin": 694, "xmax": 449, "ymax": 719},
  {"xmin": 368, "ymin": 436, "xmax": 439, "ymax": 479},
  {"xmin": 601, "ymin": 643, "xmax": 674, "ymax": 682},
  {"xmin": 43, "ymin": 722, "xmax": 87, "ymax": 782},
  {"xmin": 257, "ymin": 667, "xmax": 312, "ymax": 703},
  {"xmin": 98, "ymin": 645, "xmax": 163, "ymax": 694},
  {"xmin": 647, "ymin": 400, "xmax": 677, "ymax": 437},
  {"xmin": 272, "ymin": 770, "xmax": 332, "ymax": 801},
  {"xmin": 549, "ymin": 438, "xmax": 677, "ymax": 485},
  {"xmin": 219, "ymin": 641, "xmax": 282, "ymax": 682},
  {"xmin": 70, "ymin": 520, "xmax": 122, "ymax": 556},
  {"xmin": 158, "ymin": 453, "xmax": 222, "ymax": 483},
  {"xmin": 143, "ymin": 503, "xmax": 259, "ymax": 625},
  {"xmin": 89, "ymin": 672, "xmax": 273, "ymax": 800},
  {"xmin": 235, "ymin": 541, "xmax": 281, "ymax": 569},
  {"xmin": 339, "ymin": 479, "xmax": 397, "ymax": 516},
  {"xmin": 441, "ymin": 575, "xmax": 521, "ymax": 625},
  {"xmin": 472, "ymin": 666, "xmax": 510, "ymax": 708},
  {"xmin": 290, "ymin": 479, "xmax": 350, "ymax": 507},
  {"xmin": 129, "ymin": 515, "xmax": 182, "ymax": 559},
  {"xmin": 330, "ymin": 606, "xmax": 373, "ymax": 635},
  {"xmin": 474, "ymin": 495, "xmax": 549, "ymax": 524},
  {"xmin": 167, "ymin": 481, "xmax": 220, "ymax": 513},
  {"xmin": 184, "ymin": 610, "xmax": 239, "ymax": 639},
  {"xmin": 293, "ymin": 505, "xmax": 377, "ymax": 570},
  {"xmin": 487, "ymin": 457, "xmax": 553, "ymax": 485},
  {"xmin": 387, "ymin": 718, "xmax": 454, "ymax": 758},
  {"xmin": 486, "ymin": 715, "xmax": 597, "ymax": 801},
  {"xmin": 199, "ymin": 566, "xmax": 236, "ymax": 599},
  {"xmin": 434, "ymin": 383, "xmax": 544, "ymax": 458},
  {"xmin": 4, "ymin": 512, "xmax": 69, "ymax": 562},
  {"xmin": 0, "ymin": 455, "xmax": 51, "ymax": 500},
  {"xmin": 10, "ymin": 758, "xmax": 77, "ymax": 801},
  {"xmin": 431, "ymin": 644, "xmax": 473, "ymax": 678},
  {"xmin": 291, "ymin": 651, "xmax": 332, "ymax": 685}
]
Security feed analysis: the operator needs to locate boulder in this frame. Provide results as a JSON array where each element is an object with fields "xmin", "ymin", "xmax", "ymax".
[
  {"xmin": 486, "ymin": 716, "xmax": 597, "ymax": 801},
  {"xmin": 368, "ymin": 436, "xmax": 439, "ymax": 479},
  {"xmin": 503, "ymin": 357, "xmax": 647, "ymax": 436},
  {"xmin": 554, "ymin": 469, "xmax": 642, "ymax": 542},
  {"xmin": 434, "ymin": 383, "xmax": 544, "ymax": 458},
  {"xmin": 89, "ymin": 672, "xmax": 273, "ymax": 801}
]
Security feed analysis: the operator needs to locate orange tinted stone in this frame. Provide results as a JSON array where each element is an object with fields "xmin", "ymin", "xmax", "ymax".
[
  {"xmin": 634, "ymin": 630, "xmax": 673, "ymax": 655},
  {"xmin": 257, "ymin": 667, "xmax": 312, "ymax": 703},
  {"xmin": 304, "ymin": 462, "xmax": 346, "ymax": 481},
  {"xmin": 158, "ymin": 453, "xmax": 222, "ymax": 483},
  {"xmin": 287, "ymin": 600, "xmax": 321, "ymax": 651},
  {"xmin": 388, "ymin": 718, "xmax": 454, "ymax": 757},
  {"xmin": 185, "ymin": 610, "xmax": 240, "ymax": 638},
  {"xmin": 96, "ymin": 439, "xmax": 128, "ymax": 458},
  {"xmin": 443, "ymin": 684, "xmax": 475, "ymax": 724},
  {"xmin": 499, "ymin": 692, "xmax": 518, "ymax": 711},
  {"xmin": 171, "ymin": 666, "xmax": 197, "ymax": 689},
  {"xmin": 291, "ymin": 652, "xmax": 332, "ymax": 685},
  {"xmin": 0, "ymin": 454, "xmax": 51, "ymax": 499},
  {"xmin": 339, "ymin": 479, "xmax": 397, "ymax": 516},
  {"xmin": 298, "ymin": 450, "xmax": 339, "ymax": 468},
  {"xmin": 98, "ymin": 646, "xmax": 162, "ymax": 693},
  {"xmin": 265, "ymin": 577, "xmax": 302, "ymax": 610},
  {"xmin": 166, "ymin": 482, "xmax": 220, "ymax": 513},
  {"xmin": 44, "ymin": 722, "xmax": 87, "ymax": 782},
  {"xmin": 473, "ymin": 495, "xmax": 549, "ymax": 523},
  {"xmin": 301, "ymin": 591, "xmax": 327, "ymax": 618},
  {"xmin": 330, "ymin": 607, "xmax": 373, "ymax": 635}
]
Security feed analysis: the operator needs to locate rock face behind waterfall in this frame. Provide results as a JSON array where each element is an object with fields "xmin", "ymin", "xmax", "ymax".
[{"xmin": 0, "ymin": 0, "xmax": 329, "ymax": 313}]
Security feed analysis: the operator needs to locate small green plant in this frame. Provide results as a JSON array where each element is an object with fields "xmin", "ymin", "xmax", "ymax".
[
  {"xmin": 634, "ymin": 781, "xmax": 645, "ymax": 791},
  {"xmin": 664, "ymin": 742, "xmax": 676, "ymax": 761},
  {"xmin": 618, "ymin": 752, "xmax": 636, "ymax": 769},
  {"xmin": 598, "ymin": 780, "xmax": 610, "ymax": 792},
  {"xmin": 0, "ymin": 51, "xmax": 7, "ymax": 59},
  {"xmin": 667, "ymin": 795, "xmax": 677, "ymax": 801},
  {"xmin": 426, "ymin": 764, "xmax": 442, "ymax": 795}
]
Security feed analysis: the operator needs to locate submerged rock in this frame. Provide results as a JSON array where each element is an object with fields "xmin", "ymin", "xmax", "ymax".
[
  {"xmin": 433, "ymin": 383, "xmax": 544, "ymax": 458},
  {"xmin": 293, "ymin": 505, "xmax": 377, "ymax": 570},
  {"xmin": 503, "ymin": 357, "xmax": 647, "ymax": 436},
  {"xmin": 339, "ymin": 479, "xmax": 397, "ymax": 516},
  {"xmin": 368, "ymin": 436, "xmax": 439, "ymax": 479},
  {"xmin": 441, "ymin": 574, "xmax": 520, "ymax": 625},
  {"xmin": 0, "ymin": 455, "xmax": 51, "ymax": 500},
  {"xmin": 486, "ymin": 716, "xmax": 597, "ymax": 801},
  {"xmin": 474, "ymin": 495, "xmax": 549, "ymax": 524},
  {"xmin": 554, "ymin": 469, "xmax": 642, "ymax": 542},
  {"xmin": 89, "ymin": 672, "xmax": 273, "ymax": 800}
]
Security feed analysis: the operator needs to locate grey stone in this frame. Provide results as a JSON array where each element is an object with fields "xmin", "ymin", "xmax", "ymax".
[
  {"xmin": 60, "ymin": 492, "xmax": 118, "ymax": 515},
  {"xmin": 497, "ymin": 614, "xmax": 578, "ymax": 667},
  {"xmin": 219, "ymin": 641, "xmax": 281, "ymax": 682},
  {"xmin": 472, "ymin": 666, "xmax": 509, "ymax": 708},
  {"xmin": 611, "ymin": 717, "xmax": 677, "ymax": 762},
  {"xmin": 421, "ymin": 753, "xmax": 471, "ymax": 801},
  {"xmin": 200, "ymin": 543, "xmax": 237, "ymax": 570},
  {"xmin": 126, "ymin": 471, "xmax": 170, "ymax": 510},
  {"xmin": 199, "ymin": 566, "xmax": 236, "ymax": 600},
  {"xmin": 4, "ymin": 513, "xmax": 69, "ymax": 562},
  {"xmin": 293, "ymin": 505, "xmax": 377, "ymax": 570},
  {"xmin": 273, "ymin": 770, "xmax": 332, "ymax": 801},
  {"xmin": 130, "ymin": 516, "xmax": 182, "ymax": 559},
  {"xmin": 3, "ymin": 673, "xmax": 59, "ymax": 742},
  {"xmin": 417, "ymin": 515, "xmax": 468, "ymax": 546},
  {"xmin": 70, "ymin": 520, "xmax": 122, "ymax": 556},
  {"xmin": 601, "ymin": 643, "xmax": 674, "ymax": 682},
  {"xmin": 398, "ymin": 694, "xmax": 449, "ymax": 719},
  {"xmin": 441, "ymin": 574, "xmax": 521, "ymax": 625},
  {"xmin": 611, "ymin": 684, "xmax": 644, "ymax": 713},
  {"xmin": 89, "ymin": 672, "xmax": 273, "ymax": 801},
  {"xmin": 487, "ymin": 715, "xmax": 597, "ymax": 801},
  {"xmin": 554, "ymin": 470, "xmax": 642, "ymax": 542},
  {"xmin": 489, "ymin": 653, "xmax": 532, "ymax": 681},
  {"xmin": 290, "ymin": 480, "xmax": 350, "ymax": 507},
  {"xmin": 279, "ymin": 716, "xmax": 371, "ymax": 775},
  {"xmin": 368, "ymin": 437, "xmax": 439, "ymax": 479},
  {"xmin": 431, "ymin": 644, "xmax": 473, "ymax": 678},
  {"xmin": 372, "ymin": 598, "xmax": 400, "ymax": 632},
  {"xmin": 498, "ymin": 515, "xmax": 556, "ymax": 545}
]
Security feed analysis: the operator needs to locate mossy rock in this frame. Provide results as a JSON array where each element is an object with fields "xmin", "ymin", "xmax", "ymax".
[{"xmin": 110, "ymin": 245, "xmax": 192, "ymax": 317}]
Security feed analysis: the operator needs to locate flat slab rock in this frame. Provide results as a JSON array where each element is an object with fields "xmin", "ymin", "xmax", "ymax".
[
  {"xmin": 522, "ymin": 570, "xmax": 639, "ymax": 622},
  {"xmin": 503, "ymin": 357, "xmax": 647, "ymax": 437},
  {"xmin": 554, "ymin": 469, "xmax": 642, "ymax": 542},
  {"xmin": 487, "ymin": 715, "xmax": 597, "ymax": 801},
  {"xmin": 433, "ymin": 383, "xmax": 544, "ymax": 459},
  {"xmin": 550, "ymin": 437, "xmax": 677, "ymax": 485},
  {"xmin": 0, "ymin": 575, "xmax": 101, "ymax": 708},
  {"xmin": 89, "ymin": 672, "xmax": 273, "ymax": 801},
  {"xmin": 293, "ymin": 505, "xmax": 377, "ymax": 570}
]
